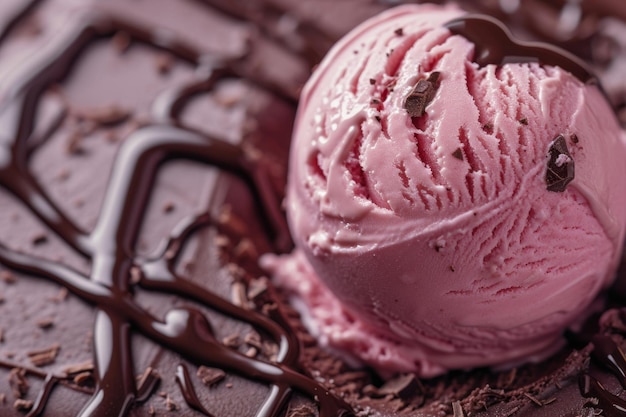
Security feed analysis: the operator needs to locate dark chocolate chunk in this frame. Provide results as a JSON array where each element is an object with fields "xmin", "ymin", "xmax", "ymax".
[
  {"xmin": 452, "ymin": 148, "xmax": 464, "ymax": 161},
  {"xmin": 404, "ymin": 72, "xmax": 441, "ymax": 117},
  {"xmin": 8, "ymin": 368, "xmax": 28, "ymax": 399},
  {"xmin": 545, "ymin": 134, "xmax": 575, "ymax": 192}
]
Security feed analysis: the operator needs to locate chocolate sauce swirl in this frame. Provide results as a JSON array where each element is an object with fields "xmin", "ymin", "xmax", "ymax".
[{"xmin": 0, "ymin": 3, "xmax": 352, "ymax": 417}]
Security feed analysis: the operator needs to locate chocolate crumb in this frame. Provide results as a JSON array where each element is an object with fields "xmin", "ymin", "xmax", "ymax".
[
  {"xmin": 49, "ymin": 287, "xmax": 68, "ymax": 302},
  {"xmin": 155, "ymin": 52, "xmax": 175, "ymax": 74},
  {"xmin": 377, "ymin": 374, "xmax": 421, "ymax": 400},
  {"xmin": 244, "ymin": 347, "xmax": 258, "ymax": 357},
  {"xmin": 226, "ymin": 383, "xmax": 233, "ymax": 388},
  {"xmin": 369, "ymin": 78, "xmax": 376, "ymax": 85},
  {"xmin": 163, "ymin": 201, "xmax": 176, "ymax": 213},
  {"xmin": 0, "ymin": 270, "xmax": 16, "ymax": 284},
  {"xmin": 287, "ymin": 404, "xmax": 317, "ymax": 417},
  {"xmin": 112, "ymin": 31, "xmax": 131, "ymax": 53},
  {"xmin": 244, "ymin": 331, "xmax": 263, "ymax": 350},
  {"xmin": 13, "ymin": 398, "xmax": 33, "ymax": 412},
  {"xmin": 519, "ymin": 117, "xmax": 528, "ymax": 125},
  {"xmin": 570, "ymin": 133, "xmax": 579, "ymax": 143},
  {"xmin": 0, "ymin": 328, "xmax": 4, "ymax": 343},
  {"xmin": 196, "ymin": 366, "xmax": 226, "ymax": 387},
  {"xmin": 452, "ymin": 148, "xmax": 464, "ymax": 161},
  {"xmin": 404, "ymin": 72, "xmax": 440, "ymax": 117},
  {"xmin": 9, "ymin": 368, "xmax": 29, "ymax": 399},
  {"xmin": 65, "ymin": 130, "xmax": 85, "ymax": 155},
  {"xmin": 449, "ymin": 265, "xmax": 456, "ymax": 272},
  {"xmin": 394, "ymin": 28, "xmax": 404, "ymax": 36},
  {"xmin": 31, "ymin": 233, "xmax": 48, "ymax": 246},
  {"xmin": 164, "ymin": 394, "xmax": 178, "ymax": 411},
  {"xmin": 36, "ymin": 317, "xmax": 54, "ymax": 329},
  {"xmin": 482, "ymin": 122, "xmax": 494, "ymax": 133},
  {"xmin": 546, "ymin": 134, "xmax": 575, "ymax": 192}
]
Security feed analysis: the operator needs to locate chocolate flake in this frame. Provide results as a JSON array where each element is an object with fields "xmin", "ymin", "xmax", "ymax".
[
  {"xmin": 570, "ymin": 133, "xmax": 579, "ymax": 143},
  {"xmin": 196, "ymin": 366, "xmax": 226, "ymax": 387},
  {"xmin": 13, "ymin": 398, "xmax": 34, "ymax": 412},
  {"xmin": 163, "ymin": 201, "xmax": 176, "ymax": 213},
  {"xmin": 404, "ymin": 72, "xmax": 440, "ymax": 117},
  {"xmin": 482, "ymin": 122, "xmax": 494, "ymax": 133},
  {"xmin": 369, "ymin": 78, "xmax": 376, "ymax": 85},
  {"xmin": 452, "ymin": 148, "xmax": 464, "ymax": 161},
  {"xmin": 546, "ymin": 134, "xmax": 575, "ymax": 192},
  {"xmin": 0, "ymin": 328, "xmax": 4, "ymax": 343},
  {"xmin": 519, "ymin": 117, "xmax": 528, "ymax": 125},
  {"xmin": 247, "ymin": 277, "xmax": 269, "ymax": 301},
  {"xmin": 394, "ymin": 28, "xmax": 404, "ymax": 36}
]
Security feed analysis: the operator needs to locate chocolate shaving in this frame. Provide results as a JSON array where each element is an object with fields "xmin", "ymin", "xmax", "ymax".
[
  {"xmin": 75, "ymin": 105, "xmax": 131, "ymax": 126},
  {"xmin": 377, "ymin": 374, "xmax": 422, "ymax": 400},
  {"xmin": 8, "ymin": 368, "xmax": 29, "ymax": 399},
  {"xmin": 27, "ymin": 343, "xmax": 60, "ymax": 367},
  {"xmin": 164, "ymin": 394, "xmax": 178, "ymax": 411},
  {"xmin": 287, "ymin": 404, "xmax": 318, "ymax": 417},
  {"xmin": 570, "ymin": 133, "xmax": 579, "ymax": 143},
  {"xmin": 13, "ymin": 398, "xmax": 33, "ymax": 412},
  {"xmin": 73, "ymin": 372, "xmax": 93, "ymax": 386},
  {"xmin": 394, "ymin": 28, "xmax": 404, "ymax": 36},
  {"xmin": 404, "ymin": 72, "xmax": 440, "ymax": 117},
  {"xmin": 519, "ymin": 117, "xmax": 528, "ymax": 125},
  {"xmin": 546, "ymin": 134, "xmax": 575, "ymax": 192},
  {"xmin": 63, "ymin": 361, "xmax": 94, "ymax": 376},
  {"xmin": 196, "ymin": 366, "xmax": 226, "ymax": 387},
  {"xmin": 452, "ymin": 401, "xmax": 465, "ymax": 417}
]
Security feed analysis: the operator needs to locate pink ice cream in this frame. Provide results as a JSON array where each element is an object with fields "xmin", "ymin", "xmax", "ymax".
[{"xmin": 262, "ymin": 4, "xmax": 626, "ymax": 377}]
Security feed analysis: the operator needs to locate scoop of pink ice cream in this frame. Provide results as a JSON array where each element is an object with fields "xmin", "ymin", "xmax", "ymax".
[{"xmin": 263, "ymin": 4, "xmax": 626, "ymax": 377}]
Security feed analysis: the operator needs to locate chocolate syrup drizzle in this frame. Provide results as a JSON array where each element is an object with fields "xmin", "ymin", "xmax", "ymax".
[
  {"xmin": 0, "ymin": 5, "xmax": 352, "ymax": 417},
  {"xmin": 445, "ymin": 14, "xmax": 596, "ymax": 84}
]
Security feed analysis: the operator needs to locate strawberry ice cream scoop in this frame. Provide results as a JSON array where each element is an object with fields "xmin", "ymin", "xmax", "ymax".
[{"xmin": 263, "ymin": 4, "xmax": 626, "ymax": 376}]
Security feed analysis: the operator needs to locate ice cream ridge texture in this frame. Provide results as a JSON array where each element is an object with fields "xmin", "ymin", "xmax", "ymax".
[{"xmin": 267, "ymin": 4, "xmax": 626, "ymax": 377}]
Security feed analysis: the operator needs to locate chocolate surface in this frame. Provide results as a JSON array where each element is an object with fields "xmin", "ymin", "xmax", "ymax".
[{"xmin": 0, "ymin": 1, "xmax": 625, "ymax": 417}]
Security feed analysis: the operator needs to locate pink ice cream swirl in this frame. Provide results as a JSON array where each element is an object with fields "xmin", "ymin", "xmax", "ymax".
[{"xmin": 262, "ymin": 4, "xmax": 626, "ymax": 377}]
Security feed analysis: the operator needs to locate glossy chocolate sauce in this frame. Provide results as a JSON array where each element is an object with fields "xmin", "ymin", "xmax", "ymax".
[{"xmin": 0, "ymin": 5, "xmax": 352, "ymax": 417}]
